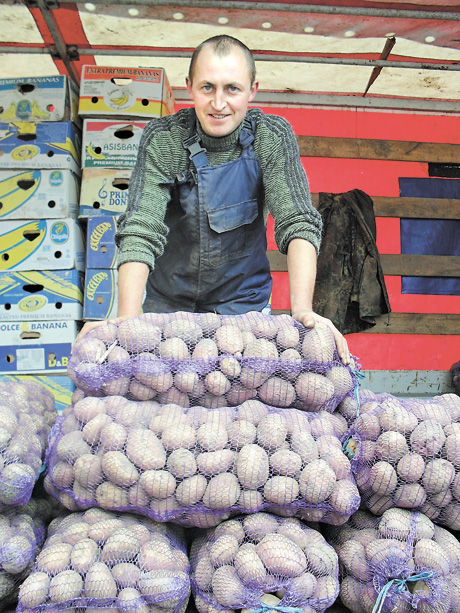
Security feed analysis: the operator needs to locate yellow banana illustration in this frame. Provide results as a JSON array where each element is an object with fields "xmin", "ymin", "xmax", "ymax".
[
  {"xmin": 15, "ymin": 271, "xmax": 83, "ymax": 302},
  {"xmin": 110, "ymin": 92, "xmax": 129, "ymax": 106},
  {"xmin": 86, "ymin": 144, "xmax": 106, "ymax": 160},
  {"xmin": 0, "ymin": 170, "xmax": 41, "ymax": 218},
  {"xmin": 0, "ymin": 220, "xmax": 47, "ymax": 270},
  {"xmin": 0, "ymin": 102, "xmax": 17, "ymax": 120},
  {"xmin": 31, "ymin": 100, "xmax": 50, "ymax": 120},
  {"xmin": 44, "ymin": 136, "xmax": 79, "ymax": 165}
]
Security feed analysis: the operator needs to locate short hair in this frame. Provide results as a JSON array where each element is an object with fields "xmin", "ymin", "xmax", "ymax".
[{"xmin": 188, "ymin": 35, "xmax": 256, "ymax": 86}]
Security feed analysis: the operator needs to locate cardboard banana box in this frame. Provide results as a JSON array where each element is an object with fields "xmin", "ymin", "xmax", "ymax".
[
  {"xmin": 83, "ymin": 268, "xmax": 118, "ymax": 321},
  {"xmin": 79, "ymin": 168, "xmax": 131, "ymax": 217},
  {"xmin": 0, "ymin": 169, "xmax": 79, "ymax": 220},
  {"xmin": 86, "ymin": 216, "xmax": 118, "ymax": 268},
  {"xmin": 0, "ymin": 319, "xmax": 79, "ymax": 374},
  {"xmin": 0, "ymin": 219, "xmax": 85, "ymax": 272},
  {"xmin": 0, "ymin": 75, "xmax": 79, "ymax": 123},
  {"xmin": 0, "ymin": 121, "xmax": 81, "ymax": 174},
  {"xmin": 0, "ymin": 270, "xmax": 84, "ymax": 321},
  {"xmin": 82, "ymin": 119, "xmax": 147, "ymax": 168},
  {"xmin": 78, "ymin": 66, "xmax": 175, "ymax": 118}
]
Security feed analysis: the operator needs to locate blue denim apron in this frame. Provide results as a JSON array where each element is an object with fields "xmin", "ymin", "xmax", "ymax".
[{"xmin": 144, "ymin": 112, "xmax": 272, "ymax": 315}]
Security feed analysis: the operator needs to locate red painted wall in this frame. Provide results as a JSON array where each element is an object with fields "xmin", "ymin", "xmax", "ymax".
[{"xmin": 262, "ymin": 106, "xmax": 460, "ymax": 372}]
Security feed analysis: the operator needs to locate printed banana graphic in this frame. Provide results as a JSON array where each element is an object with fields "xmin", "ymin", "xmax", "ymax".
[
  {"xmin": 0, "ymin": 102, "xmax": 17, "ymax": 120},
  {"xmin": 110, "ymin": 92, "xmax": 129, "ymax": 106},
  {"xmin": 31, "ymin": 100, "xmax": 50, "ymax": 119},
  {"xmin": 44, "ymin": 136, "xmax": 79, "ymax": 165},
  {"xmin": 16, "ymin": 271, "xmax": 83, "ymax": 302},
  {"xmin": 86, "ymin": 144, "xmax": 106, "ymax": 160},
  {"xmin": 0, "ymin": 220, "xmax": 47, "ymax": 270},
  {"xmin": 0, "ymin": 170, "xmax": 41, "ymax": 218}
]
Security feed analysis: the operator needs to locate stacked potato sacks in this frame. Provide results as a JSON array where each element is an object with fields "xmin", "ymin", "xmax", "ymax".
[
  {"xmin": 16, "ymin": 507, "xmax": 190, "ymax": 613},
  {"xmin": 45, "ymin": 311, "xmax": 360, "ymax": 527},
  {"xmin": 189, "ymin": 513, "xmax": 339, "ymax": 613},
  {"xmin": 326, "ymin": 508, "xmax": 460, "ymax": 612},
  {"xmin": 340, "ymin": 391, "xmax": 460, "ymax": 529},
  {"xmin": 0, "ymin": 380, "xmax": 57, "ymax": 509},
  {"xmin": 0, "ymin": 379, "xmax": 59, "ymax": 609}
]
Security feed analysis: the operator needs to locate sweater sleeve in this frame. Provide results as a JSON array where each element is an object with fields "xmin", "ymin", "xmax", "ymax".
[
  {"xmin": 115, "ymin": 111, "xmax": 189, "ymax": 270},
  {"xmin": 252, "ymin": 110, "xmax": 323, "ymax": 255}
]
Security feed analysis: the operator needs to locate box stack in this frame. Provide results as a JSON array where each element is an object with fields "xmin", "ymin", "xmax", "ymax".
[
  {"xmin": 0, "ymin": 76, "xmax": 82, "ymax": 404},
  {"xmin": 78, "ymin": 65, "xmax": 175, "ymax": 321}
]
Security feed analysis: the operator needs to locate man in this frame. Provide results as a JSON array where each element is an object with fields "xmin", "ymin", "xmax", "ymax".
[{"xmin": 78, "ymin": 35, "xmax": 350, "ymax": 365}]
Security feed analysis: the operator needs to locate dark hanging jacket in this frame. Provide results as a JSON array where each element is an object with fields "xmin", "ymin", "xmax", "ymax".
[{"xmin": 313, "ymin": 188, "xmax": 391, "ymax": 335}]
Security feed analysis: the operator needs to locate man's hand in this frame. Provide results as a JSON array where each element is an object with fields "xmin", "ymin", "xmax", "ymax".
[
  {"xmin": 74, "ymin": 316, "xmax": 129, "ymax": 344},
  {"xmin": 291, "ymin": 309, "xmax": 351, "ymax": 366}
]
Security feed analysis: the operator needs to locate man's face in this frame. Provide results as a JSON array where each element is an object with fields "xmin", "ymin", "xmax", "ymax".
[{"xmin": 186, "ymin": 45, "xmax": 258, "ymax": 138}]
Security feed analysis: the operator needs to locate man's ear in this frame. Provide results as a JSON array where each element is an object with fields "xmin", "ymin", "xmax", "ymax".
[
  {"xmin": 248, "ymin": 80, "xmax": 259, "ymax": 103},
  {"xmin": 186, "ymin": 76, "xmax": 194, "ymax": 101}
]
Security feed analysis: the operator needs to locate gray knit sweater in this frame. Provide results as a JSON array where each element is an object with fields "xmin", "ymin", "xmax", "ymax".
[{"xmin": 116, "ymin": 107, "xmax": 322, "ymax": 271}]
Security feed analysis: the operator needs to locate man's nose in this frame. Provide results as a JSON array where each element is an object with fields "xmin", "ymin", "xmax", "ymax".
[{"xmin": 212, "ymin": 89, "xmax": 226, "ymax": 110}]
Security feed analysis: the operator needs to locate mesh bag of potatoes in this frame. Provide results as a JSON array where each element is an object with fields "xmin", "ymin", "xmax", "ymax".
[
  {"xmin": 0, "ymin": 380, "xmax": 58, "ymax": 509},
  {"xmin": 68, "ymin": 311, "xmax": 358, "ymax": 413},
  {"xmin": 189, "ymin": 512, "xmax": 339, "ymax": 613},
  {"xmin": 43, "ymin": 394, "xmax": 360, "ymax": 527},
  {"xmin": 0, "ymin": 490, "xmax": 58, "ymax": 612},
  {"xmin": 325, "ymin": 508, "xmax": 460, "ymax": 613},
  {"xmin": 16, "ymin": 507, "xmax": 191, "ymax": 613},
  {"xmin": 343, "ymin": 392, "xmax": 460, "ymax": 528}
]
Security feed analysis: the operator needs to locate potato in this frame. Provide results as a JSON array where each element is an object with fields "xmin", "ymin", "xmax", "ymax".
[
  {"xmin": 298, "ymin": 460, "xmax": 336, "ymax": 504},
  {"xmin": 329, "ymin": 480, "xmax": 360, "ymax": 516},
  {"xmin": 50, "ymin": 461, "xmax": 74, "ymax": 489},
  {"xmin": 422, "ymin": 459, "xmax": 455, "ymax": 494},
  {"xmin": 258, "ymin": 377, "xmax": 296, "ymax": 408},
  {"xmin": 414, "ymin": 539, "xmax": 451, "ymax": 575},
  {"xmin": 56, "ymin": 431, "xmax": 90, "ymax": 463},
  {"xmin": 101, "ymin": 451, "xmax": 138, "ymax": 487},
  {"xmin": 237, "ymin": 400, "xmax": 268, "ymax": 425},
  {"xmin": 375, "ymin": 431, "xmax": 409, "ymax": 463},
  {"xmin": 175, "ymin": 474, "xmax": 207, "ymax": 506},
  {"xmin": 175, "ymin": 370, "xmax": 200, "ymax": 394},
  {"xmin": 197, "ymin": 422, "xmax": 228, "ymax": 451},
  {"xmin": 84, "ymin": 561, "xmax": 117, "ymax": 599},
  {"xmin": 264, "ymin": 476, "xmax": 299, "ymax": 505},
  {"xmin": 368, "ymin": 461, "xmax": 398, "ymax": 496},
  {"xmin": 139, "ymin": 470, "xmax": 176, "ymax": 499},
  {"xmin": 196, "ymin": 449, "xmax": 236, "ymax": 476},
  {"xmin": 238, "ymin": 490, "xmax": 264, "ymax": 513},
  {"xmin": 205, "ymin": 371, "xmax": 231, "ymax": 396},
  {"xmin": 100, "ymin": 529, "xmax": 140, "ymax": 564},
  {"xmin": 353, "ymin": 412, "xmax": 381, "ymax": 441},
  {"xmin": 226, "ymin": 383, "xmax": 257, "ymax": 406},
  {"xmin": 162, "ymin": 423, "xmax": 197, "ymax": 450},
  {"xmin": 255, "ymin": 533, "xmax": 306, "ymax": 577},
  {"xmin": 203, "ymin": 473, "xmax": 241, "ymax": 509},
  {"xmin": 211, "ymin": 565, "xmax": 247, "ymax": 608},
  {"xmin": 410, "ymin": 419, "xmax": 446, "ymax": 457},
  {"xmin": 257, "ymin": 413, "xmax": 288, "ymax": 450},
  {"xmin": 36, "ymin": 542, "xmax": 73, "ymax": 575},
  {"xmin": 234, "ymin": 542, "xmax": 267, "ymax": 584},
  {"xmin": 379, "ymin": 402, "xmax": 418, "ymax": 434},
  {"xmin": 82, "ymin": 413, "xmax": 113, "ymax": 445},
  {"xmin": 95, "ymin": 482, "xmax": 129, "ymax": 509},
  {"xmin": 279, "ymin": 349, "xmax": 303, "ymax": 381},
  {"xmin": 226, "ymin": 419, "xmax": 256, "ymax": 449},
  {"xmin": 295, "ymin": 372, "xmax": 335, "ymax": 410},
  {"xmin": 393, "ymin": 483, "xmax": 427, "ymax": 508},
  {"xmin": 339, "ymin": 540, "xmax": 371, "ymax": 582},
  {"xmin": 326, "ymin": 366, "xmax": 354, "ymax": 398},
  {"xmin": 49, "ymin": 569, "xmax": 83, "ymax": 602},
  {"xmin": 208, "ymin": 534, "xmax": 240, "ymax": 567},
  {"xmin": 269, "ymin": 449, "xmax": 302, "ymax": 476},
  {"xmin": 18, "ymin": 571, "xmax": 50, "ymax": 607},
  {"xmin": 396, "ymin": 453, "xmax": 425, "ymax": 483},
  {"xmin": 215, "ymin": 325, "xmax": 244, "ymax": 355},
  {"xmin": 71, "ymin": 538, "xmax": 99, "ymax": 573},
  {"xmin": 378, "ymin": 508, "xmax": 434, "ymax": 541},
  {"xmin": 163, "ymin": 317, "xmax": 203, "ymax": 344},
  {"xmin": 118, "ymin": 319, "xmax": 161, "ymax": 353},
  {"xmin": 301, "ymin": 323, "xmax": 335, "ymax": 363},
  {"xmin": 73, "ymin": 397, "xmax": 106, "ymax": 424},
  {"xmin": 276, "ymin": 324, "xmax": 300, "ymax": 349},
  {"xmin": 290, "ymin": 431, "xmax": 318, "ymax": 463},
  {"xmin": 166, "ymin": 448, "xmax": 197, "ymax": 479},
  {"xmin": 444, "ymin": 433, "xmax": 460, "ymax": 468},
  {"xmin": 73, "ymin": 454, "xmax": 103, "ymax": 489},
  {"xmin": 236, "ymin": 444, "xmax": 269, "ymax": 489}
]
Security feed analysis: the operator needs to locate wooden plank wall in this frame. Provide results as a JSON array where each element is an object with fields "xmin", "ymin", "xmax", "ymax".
[{"xmin": 260, "ymin": 105, "xmax": 460, "ymax": 394}]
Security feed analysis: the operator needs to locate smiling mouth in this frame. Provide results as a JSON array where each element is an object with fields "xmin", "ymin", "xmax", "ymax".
[{"xmin": 210, "ymin": 114, "xmax": 229, "ymax": 119}]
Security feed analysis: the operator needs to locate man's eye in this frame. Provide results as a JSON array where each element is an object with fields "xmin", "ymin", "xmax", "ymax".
[
  {"xmin": 203, "ymin": 84, "xmax": 212, "ymax": 91},
  {"xmin": 228, "ymin": 85, "xmax": 238, "ymax": 92}
]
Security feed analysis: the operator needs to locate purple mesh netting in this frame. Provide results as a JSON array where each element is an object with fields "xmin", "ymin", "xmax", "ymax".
[
  {"xmin": 325, "ymin": 508, "xmax": 460, "ymax": 612},
  {"xmin": 190, "ymin": 513, "xmax": 339, "ymax": 613},
  {"xmin": 16, "ymin": 508, "xmax": 190, "ymax": 613},
  {"xmin": 44, "ymin": 398, "xmax": 360, "ymax": 528},
  {"xmin": 0, "ymin": 381, "xmax": 58, "ymax": 509},
  {"xmin": 344, "ymin": 392, "xmax": 460, "ymax": 529},
  {"xmin": 68, "ymin": 312, "xmax": 359, "ymax": 413}
]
